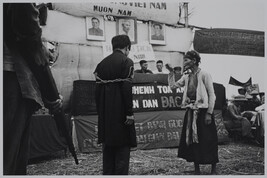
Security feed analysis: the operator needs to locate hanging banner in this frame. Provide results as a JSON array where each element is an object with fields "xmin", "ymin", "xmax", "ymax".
[
  {"xmin": 193, "ymin": 28, "xmax": 265, "ymax": 57},
  {"xmin": 132, "ymin": 83, "xmax": 184, "ymax": 112},
  {"xmin": 71, "ymin": 79, "xmax": 183, "ymax": 115},
  {"xmin": 74, "ymin": 110, "xmax": 229, "ymax": 152},
  {"xmin": 74, "ymin": 111, "xmax": 185, "ymax": 152},
  {"xmin": 52, "ymin": 2, "xmax": 181, "ymax": 25},
  {"xmin": 102, "ymin": 42, "xmax": 156, "ymax": 63}
]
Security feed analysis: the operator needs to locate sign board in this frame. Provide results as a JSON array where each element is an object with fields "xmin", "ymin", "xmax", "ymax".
[
  {"xmin": 71, "ymin": 79, "xmax": 183, "ymax": 115},
  {"xmin": 74, "ymin": 111, "xmax": 185, "ymax": 152},
  {"xmin": 132, "ymin": 83, "xmax": 184, "ymax": 112},
  {"xmin": 71, "ymin": 80, "xmax": 229, "ymax": 152},
  {"xmin": 53, "ymin": 2, "xmax": 181, "ymax": 25},
  {"xmin": 71, "ymin": 80, "xmax": 227, "ymax": 115},
  {"xmin": 74, "ymin": 110, "xmax": 229, "ymax": 152},
  {"xmin": 102, "ymin": 42, "xmax": 156, "ymax": 63},
  {"xmin": 194, "ymin": 28, "xmax": 265, "ymax": 57}
]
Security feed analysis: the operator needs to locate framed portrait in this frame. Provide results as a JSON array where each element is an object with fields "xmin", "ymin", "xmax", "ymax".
[
  {"xmin": 86, "ymin": 16, "xmax": 105, "ymax": 41},
  {"xmin": 149, "ymin": 21, "xmax": 166, "ymax": 45},
  {"xmin": 116, "ymin": 17, "xmax": 137, "ymax": 44}
]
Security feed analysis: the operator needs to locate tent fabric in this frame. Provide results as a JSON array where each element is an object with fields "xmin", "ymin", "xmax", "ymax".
[
  {"xmin": 74, "ymin": 110, "xmax": 229, "ymax": 153},
  {"xmin": 52, "ymin": 2, "xmax": 181, "ymax": 25},
  {"xmin": 72, "ymin": 80, "xmax": 97, "ymax": 116},
  {"xmin": 42, "ymin": 10, "xmax": 193, "ymax": 52},
  {"xmin": 193, "ymin": 28, "xmax": 265, "ymax": 57},
  {"xmin": 29, "ymin": 115, "xmax": 67, "ymax": 159}
]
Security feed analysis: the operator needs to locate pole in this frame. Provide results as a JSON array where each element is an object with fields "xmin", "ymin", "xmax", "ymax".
[{"xmin": 184, "ymin": 2, "xmax": 189, "ymax": 28}]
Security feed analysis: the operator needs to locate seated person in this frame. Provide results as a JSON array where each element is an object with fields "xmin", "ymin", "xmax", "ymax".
[
  {"xmin": 153, "ymin": 60, "xmax": 168, "ymax": 74},
  {"xmin": 245, "ymin": 91, "xmax": 261, "ymax": 111},
  {"xmin": 255, "ymin": 92, "xmax": 265, "ymax": 112},
  {"xmin": 173, "ymin": 66, "xmax": 182, "ymax": 80},
  {"xmin": 134, "ymin": 60, "xmax": 153, "ymax": 74},
  {"xmin": 224, "ymin": 95, "xmax": 253, "ymax": 138},
  {"xmin": 241, "ymin": 92, "xmax": 264, "ymax": 134}
]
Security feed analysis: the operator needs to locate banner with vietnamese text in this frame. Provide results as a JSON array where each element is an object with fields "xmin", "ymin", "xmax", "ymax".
[
  {"xmin": 53, "ymin": 2, "xmax": 181, "ymax": 25},
  {"xmin": 132, "ymin": 83, "xmax": 184, "ymax": 112},
  {"xmin": 194, "ymin": 29, "xmax": 264, "ymax": 57},
  {"xmin": 74, "ymin": 110, "xmax": 229, "ymax": 152}
]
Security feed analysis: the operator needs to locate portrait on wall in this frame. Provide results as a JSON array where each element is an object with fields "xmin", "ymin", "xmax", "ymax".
[
  {"xmin": 149, "ymin": 21, "xmax": 166, "ymax": 45},
  {"xmin": 116, "ymin": 17, "xmax": 137, "ymax": 44},
  {"xmin": 86, "ymin": 16, "xmax": 105, "ymax": 41}
]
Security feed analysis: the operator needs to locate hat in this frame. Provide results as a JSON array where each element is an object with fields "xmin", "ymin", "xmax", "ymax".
[
  {"xmin": 233, "ymin": 95, "xmax": 248, "ymax": 101},
  {"xmin": 245, "ymin": 94, "xmax": 252, "ymax": 99},
  {"xmin": 250, "ymin": 90, "xmax": 259, "ymax": 95}
]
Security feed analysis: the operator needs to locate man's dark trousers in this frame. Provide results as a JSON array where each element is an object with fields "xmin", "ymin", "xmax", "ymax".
[
  {"xmin": 3, "ymin": 72, "xmax": 35, "ymax": 175},
  {"xmin": 102, "ymin": 144, "xmax": 130, "ymax": 175}
]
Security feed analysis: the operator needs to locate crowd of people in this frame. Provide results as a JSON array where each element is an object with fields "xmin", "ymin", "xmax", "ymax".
[
  {"xmin": 134, "ymin": 59, "xmax": 181, "ymax": 75},
  {"xmin": 3, "ymin": 2, "xmax": 264, "ymax": 176}
]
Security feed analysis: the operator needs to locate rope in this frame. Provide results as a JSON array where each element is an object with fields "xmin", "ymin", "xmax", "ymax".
[{"xmin": 95, "ymin": 66, "xmax": 134, "ymax": 84}]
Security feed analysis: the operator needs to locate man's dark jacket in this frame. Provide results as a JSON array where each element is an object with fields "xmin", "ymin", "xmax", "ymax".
[{"xmin": 94, "ymin": 50, "xmax": 137, "ymax": 147}]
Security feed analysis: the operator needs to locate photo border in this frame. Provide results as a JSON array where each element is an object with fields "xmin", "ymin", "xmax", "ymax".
[
  {"xmin": 86, "ymin": 16, "xmax": 105, "ymax": 41},
  {"xmin": 149, "ymin": 21, "xmax": 166, "ymax": 45},
  {"xmin": 116, "ymin": 17, "xmax": 137, "ymax": 44}
]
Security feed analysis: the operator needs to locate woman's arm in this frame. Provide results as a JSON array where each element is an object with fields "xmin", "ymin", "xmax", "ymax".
[
  {"xmin": 203, "ymin": 72, "xmax": 216, "ymax": 114},
  {"xmin": 168, "ymin": 71, "xmax": 185, "ymax": 89}
]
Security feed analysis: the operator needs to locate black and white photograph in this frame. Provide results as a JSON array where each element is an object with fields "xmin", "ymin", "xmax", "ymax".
[
  {"xmin": 116, "ymin": 17, "xmax": 137, "ymax": 44},
  {"xmin": 149, "ymin": 21, "xmax": 166, "ymax": 45},
  {"xmin": 86, "ymin": 16, "xmax": 105, "ymax": 41},
  {"xmin": 2, "ymin": 1, "xmax": 266, "ymax": 177}
]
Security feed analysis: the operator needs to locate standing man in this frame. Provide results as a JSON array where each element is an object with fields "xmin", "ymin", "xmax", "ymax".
[
  {"xmin": 89, "ymin": 17, "xmax": 103, "ymax": 36},
  {"xmin": 3, "ymin": 3, "xmax": 63, "ymax": 175},
  {"xmin": 134, "ymin": 60, "xmax": 153, "ymax": 74},
  {"xmin": 153, "ymin": 60, "xmax": 168, "ymax": 74},
  {"xmin": 94, "ymin": 35, "xmax": 137, "ymax": 175},
  {"xmin": 166, "ymin": 50, "xmax": 218, "ymax": 175}
]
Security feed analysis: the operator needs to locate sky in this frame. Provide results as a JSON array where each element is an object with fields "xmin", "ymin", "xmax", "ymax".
[{"xmin": 186, "ymin": 0, "xmax": 266, "ymax": 98}]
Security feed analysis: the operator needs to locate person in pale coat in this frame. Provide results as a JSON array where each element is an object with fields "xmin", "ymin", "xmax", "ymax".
[{"xmin": 166, "ymin": 50, "xmax": 218, "ymax": 175}]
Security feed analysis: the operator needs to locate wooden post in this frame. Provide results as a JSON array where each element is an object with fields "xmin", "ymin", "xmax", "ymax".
[{"xmin": 184, "ymin": 2, "xmax": 189, "ymax": 28}]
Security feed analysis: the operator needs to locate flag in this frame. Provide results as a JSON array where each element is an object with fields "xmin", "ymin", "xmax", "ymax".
[{"xmin": 229, "ymin": 76, "xmax": 252, "ymax": 87}]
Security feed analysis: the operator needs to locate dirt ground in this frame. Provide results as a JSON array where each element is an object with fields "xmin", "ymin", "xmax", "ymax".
[{"xmin": 27, "ymin": 140, "xmax": 264, "ymax": 176}]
